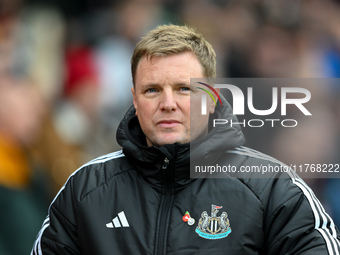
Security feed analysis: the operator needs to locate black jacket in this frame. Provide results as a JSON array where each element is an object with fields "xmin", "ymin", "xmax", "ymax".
[{"xmin": 32, "ymin": 97, "xmax": 340, "ymax": 255}]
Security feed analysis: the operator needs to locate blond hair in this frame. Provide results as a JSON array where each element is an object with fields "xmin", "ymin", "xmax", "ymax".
[{"xmin": 131, "ymin": 24, "xmax": 216, "ymax": 85}]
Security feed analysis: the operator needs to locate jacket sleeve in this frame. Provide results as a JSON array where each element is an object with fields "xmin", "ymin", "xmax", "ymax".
[
  {"xmin": 31, "ymin": 176, "xmax": 80, "ymax": 255},
  {"xmin": 262, "ymin": 172, "xmax": 340, "ymax": 255}
]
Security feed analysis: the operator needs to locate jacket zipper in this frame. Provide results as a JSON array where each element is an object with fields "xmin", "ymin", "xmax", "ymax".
[
  {"xmin": 154, "ymin": 157, "xmax": 173, "ymax": 255},
  {"xmin": 162, "ymin": 157, "xmax": 170, "ymax": 169}
]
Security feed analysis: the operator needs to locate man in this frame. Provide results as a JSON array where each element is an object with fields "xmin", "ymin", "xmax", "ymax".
[
  {"xmin": 0, "ymin": 75, "xmax": 48, "ymax": 255},
  {"xmin": 32, "ymin": 25, "xmax": 340, "ymax": 254}
]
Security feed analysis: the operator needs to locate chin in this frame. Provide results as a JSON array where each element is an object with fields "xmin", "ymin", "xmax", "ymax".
[{"xmin": 153, "ymin": 136, "xmax": 189, "ymax": 146}]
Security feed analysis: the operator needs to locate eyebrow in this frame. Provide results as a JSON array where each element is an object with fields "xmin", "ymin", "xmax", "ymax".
[
  {"xmin": 141, "ymin": 82, "xmax": 190, "ymax": 89},
  {"xmin": 142, "ymin": 83, "xmax": 159, "ymax": 88},
  {"xmin": 174, "ymin": 82, "xmax": 190, "ymax": 86}
]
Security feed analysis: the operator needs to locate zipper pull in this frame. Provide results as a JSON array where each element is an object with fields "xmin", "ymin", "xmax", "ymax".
[{"xmin": 162, "ymin": 157, "xmax": 170, "ymax": 170}]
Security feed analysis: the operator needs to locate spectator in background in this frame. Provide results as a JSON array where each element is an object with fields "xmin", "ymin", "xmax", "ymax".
[
  {"xmin": 0, "ymin": 74, "xmax": 50, "ymax": 255},
  {"xmin": 33, "ymin": 46, "xmax": 101, "ymax": 193},
  {"xmin": 0, "ymin": 1, "xmax": 63, "ymax": 253},
  {"xmin": 0, "ymin": 0, "xmax": 65, "ymax": 102}
]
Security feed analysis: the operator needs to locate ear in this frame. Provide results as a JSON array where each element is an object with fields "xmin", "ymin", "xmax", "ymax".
[
  {"xmin": 209, "ymin": 88, "xmax": 220, "ymax": 114},
  {"xmin": 131, "ymin": 87, "xmax": 138, "ymax": 116}
]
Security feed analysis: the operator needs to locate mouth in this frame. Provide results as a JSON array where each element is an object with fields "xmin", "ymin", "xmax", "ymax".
[{"xmin": 157, "ymin": 120, "xmax": 181, "ymax": 128}]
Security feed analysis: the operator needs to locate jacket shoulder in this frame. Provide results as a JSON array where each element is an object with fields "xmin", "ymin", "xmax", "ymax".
[
  {"xmin": 64, "ymin": 150, "xmax": 134, "ymax": 202},
  {"xmin": 225, "ymin": 146, "xmax": 297, "ymax": 198},
  {"xmin": 226, "ymin": 146, "xmax": 340, "ymax": 253}
]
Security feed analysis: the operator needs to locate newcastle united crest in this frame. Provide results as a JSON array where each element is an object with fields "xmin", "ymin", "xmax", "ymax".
[{"xmin": 195, "ymin": 204, "xmax": 231, "ymax": 240}]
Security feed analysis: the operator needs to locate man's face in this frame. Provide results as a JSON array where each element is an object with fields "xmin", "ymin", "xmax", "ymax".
[{"xmin": 132, "ymin": 51, "xmax": 216, "ymax": 147}]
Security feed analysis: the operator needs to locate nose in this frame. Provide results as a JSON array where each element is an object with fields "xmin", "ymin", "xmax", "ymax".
[{"xmin": 160, "ymin": 89, "xmax": 177, "ymax": 112}]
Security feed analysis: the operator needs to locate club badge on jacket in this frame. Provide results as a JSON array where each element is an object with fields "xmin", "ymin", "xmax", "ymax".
[{"xmin": 183, "ymin": 204, "xmax": 232, "ymax": 240}]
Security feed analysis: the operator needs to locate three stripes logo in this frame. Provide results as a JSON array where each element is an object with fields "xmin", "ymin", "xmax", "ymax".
[
  {"xmin": 106, "ymin": 211, "xmax": 130, "ymax": 228},
  {"xmin": 196, "ymin": 82, "xmax": 222, "ymax": 115}
]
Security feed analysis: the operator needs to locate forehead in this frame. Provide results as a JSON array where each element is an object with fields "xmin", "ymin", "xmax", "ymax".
[{"xmin": 134, "ymin": 52, "xmax": 204, "ymax": 87}]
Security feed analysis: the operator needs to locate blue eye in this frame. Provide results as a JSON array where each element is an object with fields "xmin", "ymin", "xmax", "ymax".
[
  {"xmin": 179, "ymin": 87, "xmax": 190, "ymax": 91},
  {"xmin": 146, "ymin": 88, "xmax": 157, "ymax": 93}
]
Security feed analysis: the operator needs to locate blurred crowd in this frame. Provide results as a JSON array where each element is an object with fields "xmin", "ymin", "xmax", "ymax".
[{"xmin": 0, "ymin": 0, "xmax": 340, "ymax": 253}]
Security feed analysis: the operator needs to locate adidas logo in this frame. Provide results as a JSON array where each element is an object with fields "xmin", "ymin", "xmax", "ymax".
[{"xmin": 106, "ymin": 211, "xmax": 130, "ymax": 228}]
